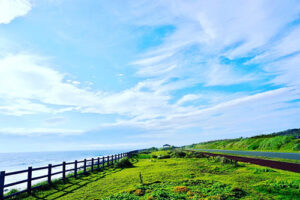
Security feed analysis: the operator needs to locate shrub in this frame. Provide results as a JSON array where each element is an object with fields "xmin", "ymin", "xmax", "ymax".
[
  {"xmin": 157, "ymin": 155, "xmax": 171, "ymax": 159},
  {"xmin": 293, "ymin": 143, "xmax": 300, "ymax": 151},
  {"xmin": 185, "ymin": 151, "xmax": 204, "ymax": 158},
  {"xmin": 171, "ymin": 150, "xmax": 186, "ymax": 158},
  {"xmin": 5, "ymin": 189, "xmax": 19, "ymax": 196},
  {"xmin": 173, "ymin": 186, "xmax": 189, "ymax": 193},
  {"xmin": 152, "ymin": 155, "xmax": 157, "ymax": 158},
  {"xmin": 134, "ymin": 189, "xmax": 144, "ymax": 196},
  {"xmin": 114, "ymin": 157, "xmax": 133, "ymax": 168},
  {"xmin": 214, "ymin": 156, "xmax": 232, "ymax": 164},
  {"xmin": 147, "ymin": 195, "xmax": 155, "ymax": 200},
  {"xmin": 253, "ymin": 168, "xmax": 275, "ymax": 173}
]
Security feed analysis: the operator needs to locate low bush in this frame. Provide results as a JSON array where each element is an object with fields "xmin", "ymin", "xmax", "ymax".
[
  {"xmin": 171, "ymin": 150, "xmax": 186, "ymax": 158},
  {"xmin": 134, "ymin": 189, "xmax": 144, "ymax": 196},
  {"xmin": 293, "ymin": 143, "xmax": 300, "ymax": 151},
  {"xmin": 185, "ymin": 151, "xmax": 205, "ymax": 158},
  {"xmin": 253, "ymin": 168, "xmax": 275, "ymax": 173},
  {"xmin": 214, "ymin": 156, "xmax": 232, "ymax": 164},
  {"xmin": 157, "ymin": 155, "xmax": 171, "ymax": 159},
  {"xmin": 173, "ymin": 186, "xmax": 189, "ymax": 193},
  {"xmin": 114, "ymin": 157, "xmax": 133, "ymax": 168}
]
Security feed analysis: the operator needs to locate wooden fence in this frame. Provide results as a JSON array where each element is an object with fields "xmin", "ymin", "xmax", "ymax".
[{"xmin": 0, "ymin": 152, "xmax": 129, "ymax": 200}]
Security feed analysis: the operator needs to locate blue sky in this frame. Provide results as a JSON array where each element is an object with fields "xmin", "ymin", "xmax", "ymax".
[{"xmin": 0, "ymin": 0, "xmax": 300, "ymax": 152}]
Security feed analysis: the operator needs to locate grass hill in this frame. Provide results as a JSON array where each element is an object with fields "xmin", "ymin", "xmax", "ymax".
[{"xmin": 186, "ymin": 129, "xmax": 300, "ymax": 152}]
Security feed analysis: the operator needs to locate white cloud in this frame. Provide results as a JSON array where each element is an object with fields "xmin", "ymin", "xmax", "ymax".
[
  {"xmin": 0, "ymin": 0, "xmax": 31, "ymax": 24},
  {"xmin": 0, "ymin": 127, "xmax": 84, "ymax": 136},
  {"xmin": 177, "ymin": 94, "xmax": 201, "ymax": 105},
  {"xmin": 0, "ymin": 53, "xmax": 191, "ymax": 120},
  {"xmin": 0, "ymin": 99, "xmax": 52, "ymax": 116},
  {"xmin": 108, "ymin": 87, "xmax": 300, "ymax": 141},
  {"xmin": 0, "ymin": 53, "xmax": 102, "ymax": 115},
  {"xmin": 1, "ymin": 0, "xmax": 300, "ymax": 141}
]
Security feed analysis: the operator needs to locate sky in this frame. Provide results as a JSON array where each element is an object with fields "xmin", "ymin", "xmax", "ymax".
[{"xmin": 0, "ymin": 0, "xmax": 300, "ymax": 153}]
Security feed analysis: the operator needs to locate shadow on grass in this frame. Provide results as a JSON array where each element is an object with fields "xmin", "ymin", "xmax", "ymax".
[
  {"xmin": 8, "ymin": 168, "xmax": 123, "ymax": 200},
  {"xmin": 35, "ymin": 169, "xmax": 123, "ymax": 200}
]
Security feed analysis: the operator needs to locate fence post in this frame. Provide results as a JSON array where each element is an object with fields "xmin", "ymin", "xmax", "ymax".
[
  {"xmin": 74, "ymin": 160, "xmax": 78, "ymax": 178},
  {"xmin": 97, "ymin": 157, "xmax": 100, "ymax": 170},
  {"xmin": 48, "ymin": 164, "xmax": 52, "ymax": 185},
  {"xmin": 84, "ymin": 159, "xmax": 87, "ymax": 174},
  {"xmin": 91, "ymin": 158, "xmax": 94, "ymax": 172},
  {"xmin": 0, "ymin": 171, "xmax": 5, "ymax": 200},
  {"xmin": 62, "ymin": 162, "xmax": 66, "ymax": 181},
  {"xmin": 102, "ymin": 157, "xmax": 105, "ymax": 168},
  {"xmin": 27, "ymin": 167, "xmax": 32, "ymax": 195}
]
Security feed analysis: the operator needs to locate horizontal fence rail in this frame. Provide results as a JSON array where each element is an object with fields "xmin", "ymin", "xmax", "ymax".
[{"xmin": 0, "ymin": 152, "xmax": 133, "ymax": 200}]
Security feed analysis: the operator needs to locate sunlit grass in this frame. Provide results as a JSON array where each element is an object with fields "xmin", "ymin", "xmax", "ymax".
[
  {"xmin": 188, "ymin": 135, "xmax": 300, "ymax": 152},
  {"xmin": 10, "ymin": 153, "xmax": 299, "ymax": 200}
]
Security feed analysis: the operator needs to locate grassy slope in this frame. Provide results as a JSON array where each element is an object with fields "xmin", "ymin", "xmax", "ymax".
[
  {"xmin": 188, "ymin": 134, "xmax": 300, "ymax": 152},
  {"xmin": 18, "ymin": 157, "xmax": 300, "ymax": 200}
]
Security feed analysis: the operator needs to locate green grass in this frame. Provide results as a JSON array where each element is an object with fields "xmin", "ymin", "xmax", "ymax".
[
  {"xmin": 149, "ymin": 150, "xmax": 171, "ymax": 157},
  {"xmin": 11, "ymin": 154, "xmax": 300, "ymax": 200},
  {"xmin": 190, "ymin": 150, "xmax": 300, "ymax": 164},
  {"xmin": 188, "ymin": 135, "xmax": 300, "ymax": 152}
]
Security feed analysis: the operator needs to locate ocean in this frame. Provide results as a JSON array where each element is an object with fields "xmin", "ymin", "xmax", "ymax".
[{"xmin": 0, "ymin": 149, "xmax": 128, "ymax": 192}]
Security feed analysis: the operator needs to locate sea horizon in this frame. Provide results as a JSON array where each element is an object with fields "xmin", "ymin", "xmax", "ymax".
[{"xmin": 0, "ymin": 149, "xmax": 131, "ymax": 172}]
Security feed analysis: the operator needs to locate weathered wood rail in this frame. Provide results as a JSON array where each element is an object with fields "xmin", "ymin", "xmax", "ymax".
[
  {"xmin": 0, "ymin": 152, "xmax": 130, "ymax": 200},
  {"xmin": 190, "ymin": 150, "xmax": 300, "ymax": 173}
]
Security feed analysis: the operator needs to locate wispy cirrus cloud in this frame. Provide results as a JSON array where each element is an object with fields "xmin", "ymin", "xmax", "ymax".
[
  {"xmin": 0, "ymin": 0, "xmax": 300, "ymax": 149},
  {"xmin": 0, "ymin": 127, "xmax": 84, "ymax": 136}
]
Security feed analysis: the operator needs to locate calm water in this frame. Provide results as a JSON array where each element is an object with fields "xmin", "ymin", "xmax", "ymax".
[
  {"xmin": 0, "ymin": 150, "xmax": 127, "ymax": 172},
  {"xmin": 0, "ymin": 150, "xmax": 128, "ymax": 191}
]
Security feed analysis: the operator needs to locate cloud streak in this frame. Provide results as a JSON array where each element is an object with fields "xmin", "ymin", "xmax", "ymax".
[{"xmin": 0, "ymin": 0, "xmax": 299, "ymax": 148}]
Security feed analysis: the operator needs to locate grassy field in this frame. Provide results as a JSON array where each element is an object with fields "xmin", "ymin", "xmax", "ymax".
[
  {"xmin": 187, "ymin": 129, "xmax": 300, "ymax": 152},
  {"xmin": 11, "ymin": 151, "xmax": 300, "ymax": 200}
]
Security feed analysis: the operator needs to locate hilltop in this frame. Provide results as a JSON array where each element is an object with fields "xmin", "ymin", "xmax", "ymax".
[{"xmin": 186, "ymin": 129, "xmax": 300, "ymax": 152}]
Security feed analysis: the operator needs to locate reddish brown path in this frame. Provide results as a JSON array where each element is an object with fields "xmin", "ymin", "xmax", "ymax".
[{"xmin": 192, "ymin": 151, "xmax": 300, "ymax": 173}]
